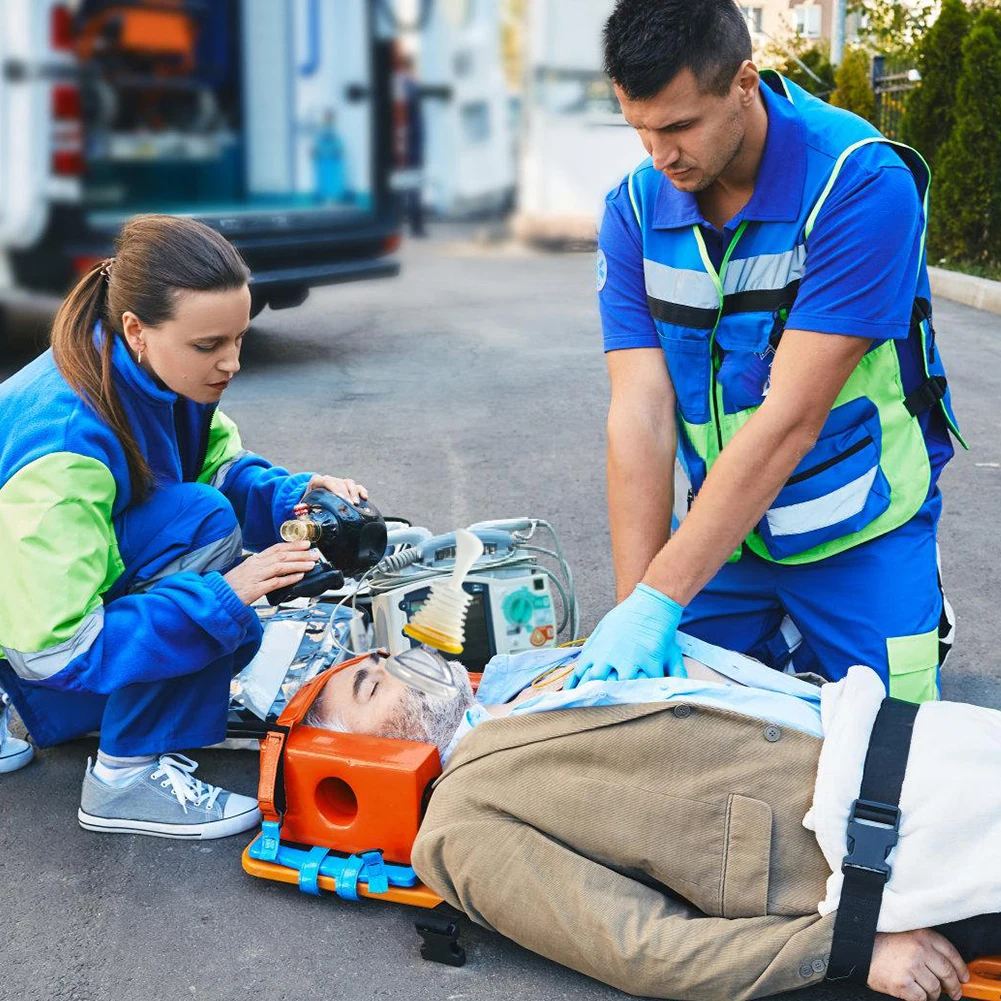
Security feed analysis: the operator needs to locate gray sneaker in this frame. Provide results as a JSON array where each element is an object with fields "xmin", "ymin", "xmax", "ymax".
[
  {"xmin": 78, "ymin": 753, "xmax": 261, "ymax": 840},
  {"xmin": 0, "ymin": 694, "xmax": 33, "ymax": 774}
]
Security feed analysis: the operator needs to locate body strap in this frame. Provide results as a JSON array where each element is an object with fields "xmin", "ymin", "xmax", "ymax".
[{"xmin": 827, "ymin": 697, "xmax": 920, "ymax": 983}]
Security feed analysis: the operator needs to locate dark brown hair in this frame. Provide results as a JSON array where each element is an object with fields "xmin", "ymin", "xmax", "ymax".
[
  {"xmin": 603, "ymin": 0, "xmax": 752, "ymax": 99},
  {"xmin": 51, "ymin": 214, "xmax": 251, "ymax": 499}
]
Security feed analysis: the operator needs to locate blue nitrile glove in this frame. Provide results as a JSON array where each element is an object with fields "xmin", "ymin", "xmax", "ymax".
[{"xmin": 566, "ymin": 584, "xmax": 687, "ymax": 689}]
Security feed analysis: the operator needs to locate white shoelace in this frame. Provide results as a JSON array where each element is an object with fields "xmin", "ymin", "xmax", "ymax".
[
  {"xmin": 0, "ymin": 693, "xmax": 12, "ymax": 749},
  {"xmin": 151, "ymin": 754, "xmax": 223, "ymax": 814}
]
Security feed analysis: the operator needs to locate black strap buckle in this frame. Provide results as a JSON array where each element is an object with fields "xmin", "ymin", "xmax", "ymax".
[
  {"xmin": 904, "ymin": 375, "xmax": 947, "ymax": 417},
  {"xmin": 842, "ymin": 797, "xmax": 901, "ymax": 881}
]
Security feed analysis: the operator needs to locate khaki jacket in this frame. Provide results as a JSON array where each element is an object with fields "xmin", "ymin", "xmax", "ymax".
[{"xmin": 412, "ymin": 700, "xmax": 836, "ymax": 1001}]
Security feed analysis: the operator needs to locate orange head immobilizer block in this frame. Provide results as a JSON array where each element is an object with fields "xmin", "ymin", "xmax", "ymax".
[{"xmin": 256, "ymin": 654, "xmax": 442, "ymax": 866}]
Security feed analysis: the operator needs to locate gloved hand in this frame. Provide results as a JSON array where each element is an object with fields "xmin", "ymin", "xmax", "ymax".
[{"xmin": 566, "ymin": 583, "xmax": 687, "ymax": 689}]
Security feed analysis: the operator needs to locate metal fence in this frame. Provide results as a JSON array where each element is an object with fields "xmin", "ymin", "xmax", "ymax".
[{"xmin": 871, "ymin": 55, "xmax": 919, "ymax": 140}]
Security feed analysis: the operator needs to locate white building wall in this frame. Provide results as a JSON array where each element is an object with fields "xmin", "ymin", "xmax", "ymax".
[{"xmin": 420, "ymin": 0, "xmax": 515, "ymax": 217}]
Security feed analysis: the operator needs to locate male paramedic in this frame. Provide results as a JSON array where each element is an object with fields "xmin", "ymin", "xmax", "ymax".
[{"xmin": 571, "ymin": 0, "xmax": 965, "ymax": 700}]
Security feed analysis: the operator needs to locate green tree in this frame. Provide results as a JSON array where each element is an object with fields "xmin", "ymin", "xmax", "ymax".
[
  {"xmin": 830, "ymin": 47, "xmax": 876, "ymax": 122},
  {"xmin": 933, "ymin": 9, "xmax": 1001, "ymax": 262},
  {"xmin": 849, "ymin": 0, "xmax": 937, "ymax": 57},
  {"xmin": 901, "ymin": 0, "xmax": 971, "ymax": 174},
  {"xmin": 780, "ymin": 44, "xmax": 837, "ymax": 99}
]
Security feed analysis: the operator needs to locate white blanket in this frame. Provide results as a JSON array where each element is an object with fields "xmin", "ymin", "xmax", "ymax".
[{"xmin": 804, "ymin": 665, "xmax": 1001, "ymax": 932}]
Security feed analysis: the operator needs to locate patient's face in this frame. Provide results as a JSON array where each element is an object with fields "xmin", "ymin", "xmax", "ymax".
[{"xmin": 312, "ymin": 653, "xmax": 410, "ymax": 735}]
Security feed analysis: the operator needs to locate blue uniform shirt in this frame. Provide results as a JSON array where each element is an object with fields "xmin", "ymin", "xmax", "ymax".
[{"xmin": 597, "ymin": 80, "xmax": 953, "ymax": 486}]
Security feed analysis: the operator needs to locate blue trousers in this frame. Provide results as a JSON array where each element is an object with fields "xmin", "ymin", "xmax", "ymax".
[
  {"xmin": 680, "ymin": 491, "xmax": 948, "ymax": 701},
  {"xmin": 0, "ymin": 483, "xmax": 261, "ymax": 755}
]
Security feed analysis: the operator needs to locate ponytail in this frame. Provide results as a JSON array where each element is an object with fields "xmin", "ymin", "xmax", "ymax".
[{"xmin": 51, "ymin": 261, "xmax": 155, "ymax": 499}]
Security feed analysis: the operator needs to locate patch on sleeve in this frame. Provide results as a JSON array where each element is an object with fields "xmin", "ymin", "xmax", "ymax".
[{"xmin": 595, "ymin": 248, "xmax": 608, "ymax": 292}]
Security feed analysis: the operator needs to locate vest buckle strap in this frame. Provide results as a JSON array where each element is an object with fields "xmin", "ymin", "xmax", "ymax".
[{"xmin": 903, "ymin": 375, "xmax": 947, "ymax": 417}]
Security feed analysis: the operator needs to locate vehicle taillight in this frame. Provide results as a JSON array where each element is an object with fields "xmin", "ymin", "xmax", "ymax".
[
  {"xmin": 50, "ymin": 5, "xmax": 74, "ymax": 52},
  {"xmin": 53, "ymin": 150, "xmax": 85, "ymax": 176},
  {"xmin": 50, "ymin": 6, "xmax": 83, "ymax": 177},
  {"xmin": 51, "ymin": 83, "xmax": 84, "ymax": 177},
  {"xmin": 52, "ymin": 84, "xmax": 81, "ymax": 121},
  {"xmin": 384, "ymin": 233, "xmax": 402, "ymax": 255}
]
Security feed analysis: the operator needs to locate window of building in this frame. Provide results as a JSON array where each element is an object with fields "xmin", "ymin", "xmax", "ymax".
[
  {"xmin": 793, "ymin": 5, "xmax": 823, "ymax": 38},
  {"xmin": 740, "ymin": 5, "xmax": 763, "ymax": 34}
]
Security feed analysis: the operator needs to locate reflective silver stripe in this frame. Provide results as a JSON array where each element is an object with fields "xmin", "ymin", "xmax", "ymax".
[
  {"xmin": 129, "ymin": 524, "xmax": 244, "ymax": 593},
  {"xmin": 4, "ymin": 607, "xmax": 104, "ymax": 681},
  {"xmin": 722, "ymin": 245, "xmax": 807, "ymax": 296},
  {"xmin": 209, "ymin": 449, "xmax": 250, "ymax": 490},
  {"xmin": 643, "ymin": 259, "xmax": 720, "ymax": 310},
  {"xmin": 765, "ymin": 465, "xmax": 878, "ymax": 537}
]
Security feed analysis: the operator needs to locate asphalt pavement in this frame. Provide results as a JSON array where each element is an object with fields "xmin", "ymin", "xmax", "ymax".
[{"xmin": 1, "ymin": 227, "xmax": 999, "ymax": 1001}]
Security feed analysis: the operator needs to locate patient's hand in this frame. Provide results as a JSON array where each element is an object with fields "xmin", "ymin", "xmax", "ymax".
[{"xmin": 868, "ymin": 929, "xmax": 969, "ymax": 1001}]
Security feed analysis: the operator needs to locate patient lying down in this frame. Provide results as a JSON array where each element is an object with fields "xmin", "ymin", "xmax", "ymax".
[
  {"xmin": 301, "ymin": 645, "xmax": 1001, "ymax": 1001},
  {"xmin": 301, "ymin": 646, "xmax": 752, "ymax": 760}
]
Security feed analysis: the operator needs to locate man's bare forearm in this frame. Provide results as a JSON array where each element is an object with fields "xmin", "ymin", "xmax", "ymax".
[{"xmin": 607, "ymin": 410, "xmax": 676, "ymax": 602}]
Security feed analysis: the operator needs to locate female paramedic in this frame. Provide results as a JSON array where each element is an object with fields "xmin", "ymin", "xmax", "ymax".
[{"xmin": 0, "ymin": 214, "xmax": 367, "ymax": 840}]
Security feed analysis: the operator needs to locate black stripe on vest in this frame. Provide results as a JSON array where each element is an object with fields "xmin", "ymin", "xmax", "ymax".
[
  {"xmin": 646, "ymin": 297, "xmax": 719, "ymax": 329},
  {"xmin": 722, "ymin": 279, "xmax": 801, "ymax": 317}
]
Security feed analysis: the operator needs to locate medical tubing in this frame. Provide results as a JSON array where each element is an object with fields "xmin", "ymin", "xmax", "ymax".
[
  {"xmin": 524, "ymin": 520, "xmax": 579, "ymax": 634},
  {"xmin": 375, "ymin": 547, "xmax": 424, "ymax": 574},
  {"xmin": 515, "ymin": 543, "xmax": 579, "ymax": 637},
  {"xmin": 536, "ymin": 520, "xmax": 578, "ymax": 618},
  {"xmin": 366, "ymin": 552, "xmax": 534, "ymax": 593},
  {"xmin": 327, "ymin": 564, "xmax": 382, "ymax": 658},
  {"xmin": 535, "ymin": 565, "xmax": 572, "ymax": 635}
]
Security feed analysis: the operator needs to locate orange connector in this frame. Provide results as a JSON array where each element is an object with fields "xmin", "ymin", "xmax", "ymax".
[{"xmin": 963, "ymin": 958, "xmax": 1001, "ymax": 1000}]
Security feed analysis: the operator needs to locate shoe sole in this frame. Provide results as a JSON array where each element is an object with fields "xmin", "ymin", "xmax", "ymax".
[
  {"xmin": 0, "ymin": 744, "xmax": 34, "ymax": 774},
  {"xmin": 77, "ymin": 806, "xmax": 261, "ymax": 840}
]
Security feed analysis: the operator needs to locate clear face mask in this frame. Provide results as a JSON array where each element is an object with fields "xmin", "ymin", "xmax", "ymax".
[{"xmin": 383, "ymin": 646, "xmax": 459, "ymax": 700}]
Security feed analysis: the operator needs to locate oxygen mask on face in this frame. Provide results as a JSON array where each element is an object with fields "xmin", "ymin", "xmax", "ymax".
[{"xmin": 383, "ymin": 646, "xmax": 459, "ymax": 700}]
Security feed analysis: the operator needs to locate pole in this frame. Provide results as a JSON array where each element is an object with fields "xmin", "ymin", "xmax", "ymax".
[{"xmin": 830, "ymin": 0, "xmax": 847, "ymax": 66}]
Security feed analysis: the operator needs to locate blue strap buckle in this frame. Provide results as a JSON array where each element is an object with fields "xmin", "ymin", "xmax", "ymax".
[
  {"xmin": 335, "ymin": 849, "xmax": 390, "ymax": 901},
  {"xmin": 842, "ymin": 798, "xmax": 901, "ymax": 882},
  {"xmin": 259, "ymin": 820, "xmax": 282, "ymax": 863}
]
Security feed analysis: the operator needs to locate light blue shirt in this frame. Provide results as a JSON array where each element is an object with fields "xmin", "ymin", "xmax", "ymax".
[{"xmin": 442, "ymin": 631, "xmax": 823, "ymax": 764}]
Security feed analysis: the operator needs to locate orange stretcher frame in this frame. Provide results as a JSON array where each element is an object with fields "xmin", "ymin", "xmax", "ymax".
[
  {"xmin": 963, "ymin": 958, "xmax": 1001, "ymax": 1000},
  {"xmin": 241, "ymin": 653, "xmax": 445, "ymax": 909}
]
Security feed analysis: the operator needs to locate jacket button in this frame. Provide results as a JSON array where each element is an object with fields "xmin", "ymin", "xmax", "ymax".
[
  {"xmin": 800, "ymin": 963, "xmax": 813, "ymax": 979},
  {"xmin": 812, "ymin": 959, "xmax": 827, "ymax": 973},
  {"xmin": 672, "ymin": 704, "xmax": 692, "ymax": 719},
  {"xmin": 764, "ymin": 724, "xmax": 781, "ymax": 742}
]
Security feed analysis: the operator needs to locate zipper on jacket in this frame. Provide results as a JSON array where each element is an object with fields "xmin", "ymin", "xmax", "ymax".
[
  {"xmin": 785, "ymin": 434, "xmax": 874, "ymax": 486},
  {"xmin": 192, "ymin": 405, "xmax": 217, "ymax": 482},
  {"xmin": 692, "ymin": 220, "xmax": 748, "ymax": 457}
]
